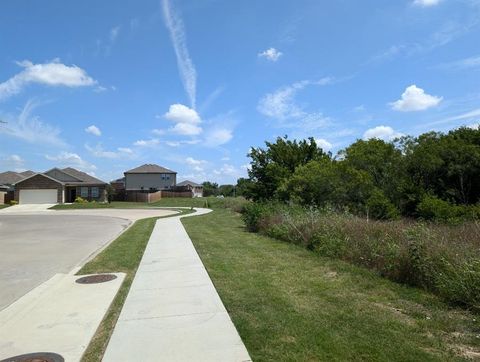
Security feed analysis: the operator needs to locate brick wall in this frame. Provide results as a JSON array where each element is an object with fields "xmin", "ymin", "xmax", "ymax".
[{"xmin": 15, "ymin": 175, "xmax": 63, "ymax": 203}]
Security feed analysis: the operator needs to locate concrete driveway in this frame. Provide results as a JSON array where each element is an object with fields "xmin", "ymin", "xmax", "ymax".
[{"xmin": 0, "ymin": 207, "xmax": 177, "ymax": 311}]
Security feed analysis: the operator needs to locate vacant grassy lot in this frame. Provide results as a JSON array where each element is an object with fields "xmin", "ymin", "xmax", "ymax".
[{"xmin": 182, "ymin": 209, "xmax": 480, "ymax": 361}]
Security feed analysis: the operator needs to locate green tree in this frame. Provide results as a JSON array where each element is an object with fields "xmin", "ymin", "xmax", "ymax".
[
  {"xmin": 247, "ymin": 136, "xmax": 329, "ymax": 200},
  {"xmin": 202, "ymin": 181, "xmax": 219, "ymax": 197}
]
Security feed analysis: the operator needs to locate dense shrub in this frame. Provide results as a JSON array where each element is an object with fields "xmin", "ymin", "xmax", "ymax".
[
  {"xmin": 241, "ymin": 202, "xmax": 480, "ymax": 309},
  {"xmin": 417, "ymin": 195, "xmax": 480, "ymax": 222},
  {"xmin": 10, "ymin": 200, "xmax": 18, "ymax": 205},
  {"xmin": 74, "ymin": 196, "xmax": 88, "ymax": 203},
  {"xmin": 366, "ymin": 189, "xmax": 400, "ymax": 220}
]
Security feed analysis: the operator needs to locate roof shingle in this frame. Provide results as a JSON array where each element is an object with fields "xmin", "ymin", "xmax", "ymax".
[{"xmin": 124, "ymin": 164, "xmax": 176, "ymax": 174}]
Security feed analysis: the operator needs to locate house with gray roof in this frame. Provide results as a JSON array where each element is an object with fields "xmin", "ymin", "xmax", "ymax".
[
  {"xmin": 177, "ymin": 180, "xmax": 203, "ymax": 197},
  {"xmin": 124, "ymin": 164, "xmax": 177, "ymax": 196},
  {"xmin": 13, "ymin": 167, "xmax": 107, "ymax": 204}
]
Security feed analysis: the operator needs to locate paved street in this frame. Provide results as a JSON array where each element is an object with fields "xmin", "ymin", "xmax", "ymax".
[{"xmin": 0, "ymin": 214, "xmax": 129, "ymax": 310}]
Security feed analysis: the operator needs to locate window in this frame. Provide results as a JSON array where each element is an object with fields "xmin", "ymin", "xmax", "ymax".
[
  {"xmin": 80, "ymin": 187, "xmax": 88, "ymax": 197},
  {"xmin": 161, "ymin": 174, "xmax": 166, "ymax": 180},
  {"xmin": 166, "ymin": 175, "xmax": 170, "ymax": 180},
  {"xmin": 91, "ymin": 187, "xmax": 99, "ymax": 198}
]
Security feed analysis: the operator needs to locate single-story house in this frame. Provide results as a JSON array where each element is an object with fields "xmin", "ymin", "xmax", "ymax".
[
  {"xmin": 124, "ymin": 164, "xmax": 177, "ymax": 194},
  {"xmin": 14, "ymin": 167, "xmax": 107, "ymax": 204},
  {"xmin": 176, "ymin": 180, "xmax": 203, "ymax": 197},
  {"xmin": 0, "ymin": 170, "xmax": 35, "ymax": 190}
]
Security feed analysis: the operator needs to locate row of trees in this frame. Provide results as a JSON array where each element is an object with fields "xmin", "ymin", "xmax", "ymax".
[{"xmin": 237, "ymin": 127, "xmax": 480, "ymax": 220}]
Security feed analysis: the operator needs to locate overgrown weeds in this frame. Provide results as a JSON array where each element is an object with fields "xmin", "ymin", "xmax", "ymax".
[{"xmin": 242, "ymin": 203, "xmax": 480, "ymax": 309}]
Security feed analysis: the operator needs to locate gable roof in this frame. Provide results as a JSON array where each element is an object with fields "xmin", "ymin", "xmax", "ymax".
[
  {"xmin": 20, "ymin": 170, "xmax": 35, "ymax": 177},
  {"xmin": 61, "ymin": 167, "xmax": 106, "ymax": 184},
  {"xmin": 124, "ymin": 164, "xmax": 176, "ymax": 174},
  {"xmin": 14, "ymin": 172, "xmax": 64, "ymax": 186},
  {"xmin": 0, "ymin": 171, "xmax": 27, "ymax": 185},
  {"xmin": 177, "ymin": 180, "xmax": 202, "ymax": 187}
]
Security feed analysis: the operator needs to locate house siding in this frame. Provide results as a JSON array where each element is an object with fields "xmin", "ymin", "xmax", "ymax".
[
  {"xmin": 125, "ymin": 173, "xmax": 176, "ymax": 191},
  {"xmin": 15, "ymin": 175, "xmax": 63, "ymax": 203}
]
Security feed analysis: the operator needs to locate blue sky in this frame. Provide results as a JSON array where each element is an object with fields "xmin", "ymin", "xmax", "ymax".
[{"xmin": 0, "ymin": 0, "xmax": 479, "ymax": 184}]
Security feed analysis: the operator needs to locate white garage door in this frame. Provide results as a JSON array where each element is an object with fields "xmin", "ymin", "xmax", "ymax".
[{"xmin": 19, "ymin": 189, "xmax": 58, "ymax": 204}]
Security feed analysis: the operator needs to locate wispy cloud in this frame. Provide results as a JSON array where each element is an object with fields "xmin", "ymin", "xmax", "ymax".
[
  {"xmin": 257, "ymin": 78, "xmax": 334, "ymax": 131},
  {"xmin": 0, "ymin": 59, "xmax": 97, "ymax": 101},
  {"xmin": 0, "ymin": 100, "xmax": 65, "ymax": 146},
  {"xmin": 371, "ymin": 17, "xmax": 480, "ymax": 63},
  {"xmin": 412, "ymin": 0, "xmax": 442, "ymax": 7},
  {"xmin": 0, "ymin": 154, "xmax": 25, "ymax": 172},
  {"xmin": 162, "ymin": 0, "xmax": 197, "ymax": 108},
  {"xmin": 85, "ymin": 143, "xmax": 135, "ymax": 159},
  {"xmin": 45, "ymin": 151, "xmax": 97, "ymax": 173},
  {"xmin": 438, "ymin": 55, "xmax": 480, "ymax": 70}
]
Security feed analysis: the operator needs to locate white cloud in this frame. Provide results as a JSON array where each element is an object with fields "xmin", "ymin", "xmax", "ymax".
[
  {"xmin": 85, "ymin": 144, "xmax": 134, "ymax": 159},
  {"xmin": 467, "ymin": 123, "xmax": 479, "ymax": 130},
  {"xmin": 162, "ymin": 0, "xmax": 197, "ymax": 108},
  {"xmin": 444, "ymin": 108, "xmax": 480, "ymax": 122},
  {"xmin": 133, "ymin": 138, "xmax": 160, "ymax": 147},
  {"xmin": 45, "ymin": 152, "xmax": 96, "ymax": 172},
  {"xmin": 314, "ymin": 138, "xmax": 332, "ymax": 151},
  {"xmin": 85, "ymin": 125, "xmax": 101, "ymax": 136},
  {"xmin": 0, "ymin": 59, "xmax": 96, "ymax": 100},
  {"xmin": 390, "ymin": 85, "xmax": 442, "ymax": 112},
  {"xmin": 413, "ymin": 0, "xmax": 441, "ymax": 7},
  {"xmin": 258, "ymin": 81, "xmax": 307, "ymax": 120},
  {"xmin": 258, "ymin": 78, "xmax": 333, "ymax": 120},
  {"xmin": 172, "ymin": 122, "xmax": 202, "ymax": 136},
  {"xmin": 164, "ymin": 103, "xmax": 202, "ymax": 135},
  {"xmin": 363, "ymin": 126, "xmax": 403, "ymax": 141},
  {"xmin": 1, "ymin": 154, "xmax": 25, "ymax": 172},
  {"xmin": 0, "ymin": 100, "xmax": 65, "ymax": 146},
  {"xmin": 258, "ymin": 79, "xmax": 334, "ymax": 134},
  {"xmin": 204, "ymin": 128, "xmax": 233, "ymax": 147},
  {"xmin": 258, "ymin": 47, "xmax": 283, "ymax": 62},
  {"xmin": 185, "ymin": 157, "xmax": 207, "ymax": 172}
]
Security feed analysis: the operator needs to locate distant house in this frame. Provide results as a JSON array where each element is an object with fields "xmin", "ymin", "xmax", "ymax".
[
  {"xmin": 13, "ymin": 167, "xmax": 107, "ymax": 204},
  {"xmin": 0, "ymin": 170, "xmax": 35, "ymax": 190},
  {"xmin": 177, "ymin": 180, "xmax": 203, "ymax": 197},
  {"xmin": 124, "ymin": 164, "xmax": 177, "ymax": 199}
]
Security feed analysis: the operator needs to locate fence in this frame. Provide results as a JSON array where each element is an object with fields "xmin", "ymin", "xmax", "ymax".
[{"xmin": 125, "ymin": 190, "xmax": 193, "ymax": 203}]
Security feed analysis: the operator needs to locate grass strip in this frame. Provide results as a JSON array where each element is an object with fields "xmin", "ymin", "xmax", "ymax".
[
  {"xmin": 182, "ymin": 208, "xmax": 480, "ymax": 361},
  {"xmin": 79, "ymin": 208, "xmax": 192, "ymax": 362}
]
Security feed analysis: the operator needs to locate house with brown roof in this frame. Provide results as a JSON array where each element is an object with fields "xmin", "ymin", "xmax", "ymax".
[
  {"xmin": 0, "ymin": 170, "xmax": 35, "ymax": 189},
  {"xmin": 176, "ymin": 180, "xmax": 203, "ymax": 197},
  {"xmin": 13, "ymin": 167, "xmax": 107, "ymax": 204}
]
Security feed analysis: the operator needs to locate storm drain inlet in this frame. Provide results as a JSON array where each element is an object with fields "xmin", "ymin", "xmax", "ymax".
[
  {"xmin": 0, "ymin": 352, "xmax": 64, "ymax": 362},
  {"xmin": 75, "ymin": 274, "xmax": 117, "ymax": 284}
]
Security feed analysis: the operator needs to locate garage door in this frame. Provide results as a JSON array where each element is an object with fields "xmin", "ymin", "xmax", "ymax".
[{"xmin": 19, "ymin": 189, "xmax": 58, "ymax": 204}]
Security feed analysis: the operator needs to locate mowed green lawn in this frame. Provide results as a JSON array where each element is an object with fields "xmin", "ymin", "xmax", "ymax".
[
  {"xmin": 50, "ymin": 197, "xmax": 224, "ymax": 210},
  {"xmin": 0, "ymin": 204, "xmax": 9, "ymax": 209},
  {"xmin": 182, "ymin": 209, "xmax": 480, "ymax": 361}
]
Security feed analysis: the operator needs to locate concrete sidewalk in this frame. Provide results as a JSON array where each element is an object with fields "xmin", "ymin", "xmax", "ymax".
[{"xmin": 104, "ymin": 208, "xmax": 251, "ymax": 362}]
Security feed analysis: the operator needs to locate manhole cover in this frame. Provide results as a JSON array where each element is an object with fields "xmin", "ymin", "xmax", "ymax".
[
  {"xmin": 0, "ymin": 352, "xmax": 64, "ymax": 362},
  {"xmin": 75, "ymin": 274, "xmax": 117, "ymax": 284}
]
